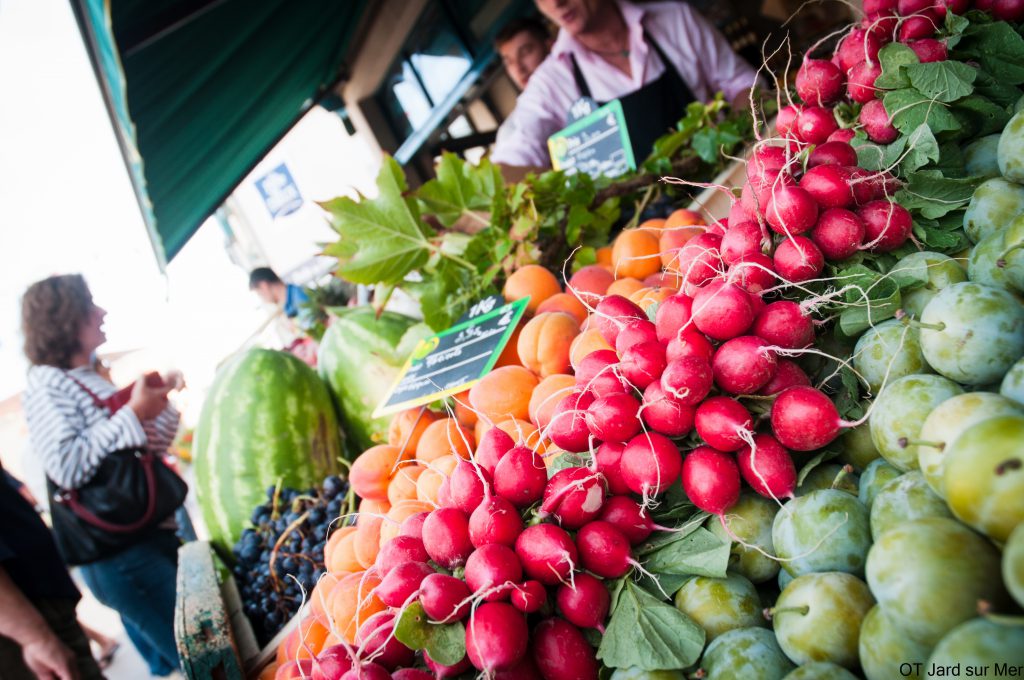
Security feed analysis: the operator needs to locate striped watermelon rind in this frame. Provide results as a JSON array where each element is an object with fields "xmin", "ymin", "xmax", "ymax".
[{"xmin": 193, "ymin": 348, "xmax": 343, "ymax": 552}]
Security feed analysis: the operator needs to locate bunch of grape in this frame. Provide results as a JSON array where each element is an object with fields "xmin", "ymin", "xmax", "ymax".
[{"xmin": 232, "ymin": 474, "xmax": 349, "ymax": 644}]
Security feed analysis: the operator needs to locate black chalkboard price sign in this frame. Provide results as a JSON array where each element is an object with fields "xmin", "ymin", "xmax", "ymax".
[
  {"xmin": 373, "ymin": 297, "xmax": 530, "ymax": 417},
  {"xmin": 548, "ymin": 99, "xmax": 636, "ymax": 179}
]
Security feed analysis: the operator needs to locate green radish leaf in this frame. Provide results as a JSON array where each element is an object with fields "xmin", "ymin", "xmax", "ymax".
[
  {"xmin": 836, "ymin": 265, "xmax": 902, "ymax": 337},
  {"xmin": 598, "ymin": 580, "xmax": 705, "ymax": 670},
  {"xmin": 321, "ymin": 156, "xmax": 431, "ymax": 284},
  {"xmin": 972, "ymin": 70, "xmax": 1024, "ymax": 108},
  {"xmin": 900, "ymin": 124, "xmax": 941, "ymax": 173},
  {"xmin": 905, "ymin": 61, "xmax": 976, "ymax": 104},
  {"xmin": 952, "ymin": 94, "xmax": 1012, "ymax": 137},
  {"xmin": 943, "ymin": 11, "xmax": 970, "ymax": 44},
  {"xmin": 896, "ymin": 170, "xmax": 984, "ymax": 219},
  {"xmin": 882, "ymin": 89, "xmax": 961, "ymax": 137},
  {"xmin": 796, "ymin": 449, "xmax": 843, "ymax": 486},
  {"xmin": 635, "ymin": 571, "xmax": 690, "ymax": 598},
  {"xmin": 874, "ymin": 43, "xmax": 919, "ymax": 90},
  {"xmin": 394, "ymin": 602, "xmax": 466, "ymax": 666},
  {"xmin": 954, "ymin": 21, "xmax": 1024, "ymax": 85},
  {"xmin": 547, "ymin": 451, "xmax": 592, "ymax": 476},
  {"xmin": 635, "ymin": 515, "xmax": 707, "ymax": 557},
  {"xmin": 642, "ymin": 527, "xmax": 730, "ymax": 577},
  {"xmin": 912, "ymin": 218, "xmax": 971, "ymax": 252}
]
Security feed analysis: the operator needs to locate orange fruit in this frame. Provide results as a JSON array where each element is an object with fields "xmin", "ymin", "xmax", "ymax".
[
  {"xmin": 503, "ymin": 265, "xmax": 562, "ymax": 314},
  {"xmin": 468, "ymin": 365, "xmax": 539, "ymax": 422},
  {"xmin": 611, "ymin": 229, "xmax": 662, "ymax": 280},
  {"xmin": 606, "ymin": 277, "xmax": 645, "ymax": 298},
  {"xmin": 569, "ymin": 329, "xmax": 614, "ymax": 369},
  {"xmin": 628, "ymin": 286, "xmax": 675, "ymax": 311},
  {"xmin": 350, "ymin": 445, "xmax": 406, "ymax": 501},
  {"xmin": 638, "ymin": 218, "xmax": 667, "ymax": 233},
  {"xmin": 387, "ymin": 463, "xmax": 425, "ymax": 505},
  {"xmin": 529, "ymin": 374, "xmax": 576, "ymax": 429},
  {"xmin": 452, "ymin": 390, "xmax": 478, "ymax": 429},
  {"xmin": 416, "ymin": 454, "xmax": 459, "ymax": 505},
  {"xmin": 415, "ymin": 417, "xmax": 474, "ymax": 465},
  {"xmin": 665, "ymin": 208, "xmax": 705, "ymax": 228},
  {"xmin": 329, "ymin": 572, "xmax": 385, "ymax": 644},
  {"xmin": 660, "ymin": 224, "xmax": 707, "ymax": 270},
  {"xmin": 517, "ymin": 312, "xmax": 580, "ymax": 377},
  {"xmin": 596, "ymin": 246, "xmax": 613, "ymax": 267},
  {"xmin": 388, "ymin": 408, "xmax": 439, "ymax": 456},
  {"xmin": 568, "ymin": 265, "xmax": 614, "ymax": 302},
  {"xmin": 536, "ymin": 293, "xmax": 588, "ymax": 325}
]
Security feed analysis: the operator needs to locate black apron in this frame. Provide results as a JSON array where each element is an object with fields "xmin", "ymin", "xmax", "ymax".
[{"xmin": 569, "ymin": 29, "xmax": 696, "ymax": 163}]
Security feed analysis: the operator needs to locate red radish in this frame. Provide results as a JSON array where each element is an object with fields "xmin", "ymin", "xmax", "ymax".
[
  {"xmin": 515, "ymin": 524, "xmax": 578, "ymax": 585},
  {"xmin": 828, "ymin": 128, "xmax": 856, "ymax": 144},
  {"xmin": 465, "ymin": 544, "xmax": 523, "ymax": 601},
  {"xmin": 674, "ymin": 233, "xmax": 724, "ymax": 287},
  {"xmin": 694, "ymin": 397, "xmax": 755, "ymax": 451},
  {"xmin": 758, "ymin": 359, "xmax": 812, "ymax": 395},
  {"xmin": 660, "ymin": 355, "xmax": 713, "ymax": 406},
  {"xmin": 357, "ymin": 613, "xmax": 415, "ymax": 670},
  {"xmin": 752, "ymin": 301, "xmax": 815, "ymax": 350},
  {"xmin": 556, "ymin": 573, "xmax": 610, "ymax": 630},
  {"xmin": 666, "ymin": 329, "xmax": 715, "ymax": 364},
  {"xmin": 494, "ymin": 656, "xmax": 543, "ymax": 680},
  {"xmin": 773, "ymin": 236, "xmax": 825, "ymax": 283},
  {"xmin": 594, "ymin": 296, "xmax": 647, "ymax": 345},
  {"xmin": 575, "ymin": 353, "xmax": 630, "ymax": 398},
  {"xmin": 341, "ymin": 662, "xmax": 390, "ymax": 680},
  {"xmin": 776, "ymin": 104, "xmax": 801, "ymax": 136},
  {"xmin": 654, "ymin": 294, "xmax": 693, "ymax": 343},
  {"xmin": 425, "ymin": 652, "xmax": 472, "ymax": 679},
  {"xmin": 681, "ymin": 446, "xmax": 742, "ymax": 515},
  {"xmin": 448, "ymin": 460, "xmax": 491, "ymax": 514},
  {"xmin": 465, "ymin": 602, "xmax": 528, "ymax": 672},
  {"xmin": 614, "ymin": 318, "xmax": 658, "ymax": 354},
  {"xmin": 861, "ymin": 99, "xmax": 898, "ymax": 143},
  {"xmin": 864, "ymin": 0, "xmax": 898, "ymax": 18},
  {"xmin": 392, "ymin": 671, "xmax": 434, "ymax": 680},
  {"xmin": 375, "ymin": 535, "xmax": 429, "ymax": 576},
  {"xmin": 864, "ymin": 14, "xmax": 899, "ymax": 42},
  {"xmin": 728, "ymin": 254, "xmax": 777, "ymax": 294},
  {"xmin": 548, "ymin": 391, "xmax": 595, "ymax": 452},
  {"xmin": 848, "ymin": 60, "xmax": 882, "ymax": 103},
  {"xmin": 618, "ymin": 340, "xmax": 667, "ymax": 389},
  {"xmin": 540, "ymin": 467, "xmax": 607, "ymax": 529},
  {"xmin": 469, "ymin": 495, "xmax": 523, "ymax": 548},
  {"xmin": 993, "ymin": 0, "xmax": 1024, "ymax": 19},
  {"xmin": 420, "ymin": 573, "xmax": 471, "ymax": 622},
  {"xmin": 375, "ymin": 560, "xmax": 434, "ymax": 607},
  {"xmin": 770, "ymin": 385, "xmax": 844, "ymax": 451},
  {"xmin": 747, "ymin": 289, "xmax": 766, "ymax": 317},
  {"xmin": 800, "ymin": 164, "xmax": 855, "ymax": 208},
  {"xmin": 575, "ymin": 350, "xmax": 619, "ymax": 385},
  {"xmin": 493, "ymin": 446, "xmax": 547, "ymax": 508},
  {"xmin": 729, "ymin": 200, "xmax": 755, "ymax": 228},
  {"xmin": 511, "ymin": 580, "xmax": 547, "ymax": 613},
  {"xmin": 811, "ymin": 207, "xmax": 866, "ymax": 260},
  {"xmin": 586, "ymin": 392, "xmax": 642, "ymax": 442},
  {"xmin": 796, "ymin": 59, "xmax": 845, "ymax": 106},
  {"xmin": 641, "ymin": 381, "xmax": 696, "ymax": 437},
  {"xmin": 736, "ymin": 433, "xmax": 797, "ymax": 499},
  {"xmin": 576, "ymin": 521, "xmax": 633, "ymax": 578},
  {"xmin": 422, "ymin": 508, "xmax": 474, "ymax": 568},
  {"xmin": 599, "ymin": 495, "xmax": 655, "ymax": 545},
  {"xmin": 620, "ymin": 432, "xmax": 682, "ymax": 496},
  {"xmin": 475, "ymin": 428, "xmax": 515, "ymax": 477},
  {"xmin": 851, "ymin": 169, "xmax": 901, "ymax": 205},
  {"xmin": 594, "ymin": 441, "xmax": 630, "ymax": 495},
  {"xmin": 899, "ymin": 0, "xmax": 931, "ymax": 10},
  {"xmin": 766, "ymin": 185, "xmax": 819, "ymax": 236},
  {"xmin": 398, "ymin": 512, "xmax": 429, "ymax": 540},
  {"xmin": 808, "ymin": 142, "xmax": 858, "ymax": 169},
  {"xmin": 858, "ymin": 199, "xmax": 913, "ymax": 252},
  {"xmin": 712, "ymin": 336, "xmax": 779, "ymax": 395},
  {"xmin": 437, "ymin": 479, "xmax": 454, "ymax": 509},
  {"xmin": 976, "ymin": 0, "xmax": 994, "ymax": 8},
  {"xmin": 795, "ymin": 106, "xmax": 839, "ymax": 145},
  {"xmin": 312, "ymin": 645, "xmax": 353, "ymax": 680},
  {"xmin": 720, "ymin": 221, "xmax": 766, "ymax": 265},
  {"xmin": 691, "ymin": 280, "xmax": 755, "ymax": 340},
  {"xmin": 899, "ymin": 13, "xmax": 938, "ymax": 41},
  {"xmin": 749, "ymin": 145, "xmax": 788, "ymax": 181},
  {"xmin": 909, "ymin": 37, "xmax": 947, "ymax": 61},
  {"xmin": 836, "ymin": 29, "xmax": 882, "ymax": 72},
  {"xmin": 532, "ymin": 618, "xmax": 600, "ymax": 680},
  {"xmin": 745, "ymin": 168, "xmax": 796, "ymax": 215},
  {"xmin": 933, "ymin": 0, "xmax": 970, "ymax": 15}
]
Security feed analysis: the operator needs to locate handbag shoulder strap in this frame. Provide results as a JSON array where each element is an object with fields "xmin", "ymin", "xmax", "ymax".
[{"xmin": 63, "ymin": 371, "xmax": 106, "ymax": 410}]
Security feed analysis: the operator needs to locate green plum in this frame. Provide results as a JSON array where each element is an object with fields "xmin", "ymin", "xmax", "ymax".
[
  {"xmin": 837, "ymin": 408, "xmax": 880, "ymax": 471},
  {"xmin": 782, "ymin": 662, "xmax": 858, "ymax": 680},
  {"xmin": 858, "ymin": 459, "xmax": 902, "ymax": 509},
  {"xmin": 919, "ymin": 282, "xmax": 1024, "ymax": 385},
  {"xmin": 869, "ymin": 374, "xmax": 963, "ymax": 471},
  {"xmin": 926, "ymin": 618, "xmax": 1024, "ymax": 672},
  {"xmin": 944, "ymin": 414, "xmax": 1024, "ymax": 542},
  {"xmin": 1002, "ymin": 357, "xmax": 1024, "ymax": 406},
  {"xmin": 853, "ymin": 320, "xmax": 932, "ymax": 394},
  {"xmin": 1002, "ymin": 213, "xmax": 1024, "ymax": 292},
  {"xmin": 699, "ymin": 627, "xmax": 796, "ymax": 680},
  {"xmin": 865, "ymin": 517, "xmax": 1007, "ymax": 645},
  {"xmin": 772, "ymin": 490, "xmax": 871, "ymax": 578},
  {"xmin": 963, "ymin": 133, "xmax": 1002, "ymax": 178},
  {"xmin": 916, "ymin": 392, "xmax": 1022, "ymax": 497},
  {"xmin": 770, "ymin": 572, "xmax": 874, "ymax": 668},
  {"xmin": 795, "ymin": 464, "xmax": 858, "ymax": 497},
  {"xmin": 998, "ymin": 110, "xmax": 1024, "ymax": 183},
  {"xmin": 707, "ymin": 493, "xmax": 780, "ymax": 584},
  {"xmin": 963, "ymin": 177, "xmax": 1024, "ymax": 243},
  {"xmin": 869, "ymin": 471, "xmax": 952, "ymax": 539},
  {"xmin": 609, "ymin": 669, "xmax": 686, "ymax": 680},
  {"xmin": 858, "ymin": 605, "xmax": 932, "ymax": 680},
  {"xmin": 674, "ymin": 573, "xmax": 765, "ymax": 641},
  {"xmin": 1004, "ymin": 523, "xmax": 1024, "ymax": 608},
  {"xmin": 892, "ymin": 252, "xmax": 968, "ymax": 320},
  {"xmin": 968, "ymin": 230, "xmax": 1018, "ymax": 292}
]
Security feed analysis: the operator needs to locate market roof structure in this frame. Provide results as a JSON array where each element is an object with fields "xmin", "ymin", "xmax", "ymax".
[{"xmin": 71, "ymin": 0, "xmax": 369, "ymax": 267}]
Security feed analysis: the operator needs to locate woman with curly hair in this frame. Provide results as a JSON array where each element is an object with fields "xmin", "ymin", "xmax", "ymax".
[{"xmin": 20, "ymin": 274, "xmax": 183, "ymax": 677}]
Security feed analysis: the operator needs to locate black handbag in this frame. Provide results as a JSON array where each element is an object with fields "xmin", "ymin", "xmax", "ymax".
[{"xmin": 47, "ymin": 375, "xmax": 188, "ymax": 565}]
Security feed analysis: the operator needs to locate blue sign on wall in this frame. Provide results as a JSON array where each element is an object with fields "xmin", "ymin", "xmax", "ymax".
[{"xmin": 254, "ymin": 163, "xmax": 303, "ymax": 218}]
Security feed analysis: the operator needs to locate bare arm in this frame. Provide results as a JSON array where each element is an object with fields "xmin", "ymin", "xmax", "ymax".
[{"xmin": 0, "ymin": 566, "xmax": 78, "ymax": 680}]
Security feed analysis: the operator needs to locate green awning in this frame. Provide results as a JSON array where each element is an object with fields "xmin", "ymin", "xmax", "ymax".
[{"xmin": 71, "ymin": 0, "xmax": 369, "ymax": 266}]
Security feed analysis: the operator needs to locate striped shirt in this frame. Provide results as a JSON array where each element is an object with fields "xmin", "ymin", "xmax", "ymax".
[{"xmin": 23, "ymin": 365, "xmax": 181, "ymax": 490}]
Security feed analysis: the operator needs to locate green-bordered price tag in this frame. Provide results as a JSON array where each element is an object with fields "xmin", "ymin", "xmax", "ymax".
[
  {"xmin": 548, "ymin": 99, "xmax": 636, "ymax": 179},
  {"xmin": 372, "ymin": 297, "xmax": 529, "ymax": 417}
]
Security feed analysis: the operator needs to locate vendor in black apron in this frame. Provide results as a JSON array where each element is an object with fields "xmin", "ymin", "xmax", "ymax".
[{"xmin": 491, "ymin": 0, "xmax": 760, "ymax": 180}]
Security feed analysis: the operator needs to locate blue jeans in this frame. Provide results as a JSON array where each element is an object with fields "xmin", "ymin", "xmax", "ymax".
[{"xmin": 79, "ymin": 530, "xmax": 180, "ymax": 676}]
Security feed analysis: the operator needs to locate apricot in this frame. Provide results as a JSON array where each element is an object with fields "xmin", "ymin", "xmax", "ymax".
[
  {"xmin": 468, "ymin": 365, "xmax": 538, "ymax": 422},
  {"xmin": 415, "ymin": 417, "xmax": 474, "ymax": 465},
  {"xmin": 503, "ymin": 264, "xmax": 561, "ymax": 314},
  {"xmin": 536, "ymin": 292, "xmax": 588, "ymax": 325},
  {"xmin": 528, "ymin": 374, "xmax": 576, "ymax": 430},
  {"xmin": 517, "ymin": 312, "xmax": 580, "ymax": 377},
  {"xmin": 612, "ymin": 229, "xmax": 662, "ymax": 280}
]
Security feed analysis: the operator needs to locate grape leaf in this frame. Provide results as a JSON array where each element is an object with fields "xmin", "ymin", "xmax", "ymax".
[
  {"xmin": 394, "ymin": 602, "xmax": 466, "ymax": 666},
  {"xmin": 417, "ymin": 153, "xmax": 501, "ymax": 227},
  {"xmin": 598, "ymin": 579, "xmax": 705, "ymax": 670},
  {"xmin": 321, "ymin": 156, "xmax": 431, "ymax": 284},
  {"xmin": 874, "ymin": 43, "xmax": 919, "ymax": 90},
  {"xmin": 905, "ymin": 61, "xmax": 976, "ymax": 104}
]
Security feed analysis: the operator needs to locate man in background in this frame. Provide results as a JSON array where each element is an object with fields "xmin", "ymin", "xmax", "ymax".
[
  {"xmin": 248, "ymin": 267, "xmax": 309, "ymax": 321},
  {"xmin": 496, "ymin": 16, "xmax": 553, "ymax": 91}
]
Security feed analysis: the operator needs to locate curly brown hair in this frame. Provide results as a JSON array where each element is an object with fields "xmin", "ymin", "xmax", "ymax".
[{"xmin": 22, "ymin": 274, "xmax": 95, "ymax": 368}]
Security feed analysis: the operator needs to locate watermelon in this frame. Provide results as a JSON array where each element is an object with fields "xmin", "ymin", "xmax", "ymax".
[
  {"xmin": 194, "ymin": 348, "xmax": 343, "ymax": 552},
  {"xmin": 318, "ymin": 307, "xmax": 431, "ymax": 452}
]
